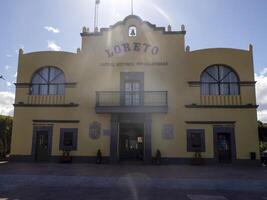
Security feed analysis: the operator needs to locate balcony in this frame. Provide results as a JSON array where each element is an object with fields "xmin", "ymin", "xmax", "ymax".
[
  {"xmin": 13, "ymin": 95, "xmax": 78, "ymax": 107},
  {"xmin": 200, "ymin": 95, "xmax": 242, "ymax": 106},
  {"xmin": 27, "ymin": 95, "xmax": 66, "ymax": 105},
  {"xmin": 95, "ymin": 91, "xmax": 168, "ymax": 113},
  {"xmin": 185, "ymin": 95, "xmax": 258, "ymax": 109}
]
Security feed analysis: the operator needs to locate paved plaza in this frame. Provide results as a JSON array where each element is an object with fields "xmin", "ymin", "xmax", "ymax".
[{"xmin": 0, "ymin": 162, "xmax": 267, "ymax": 199}]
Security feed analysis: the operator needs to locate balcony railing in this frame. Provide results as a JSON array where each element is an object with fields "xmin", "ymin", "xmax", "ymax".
[
  {"xmin": 200, "ymin": 95, "xmax": 242, "ymax": 106},
  {"xmin": 95, "ymin": 91, "xmax": 168, "ymax": 113},
  {"xmin": 27, "ymin": 95, "xmax": 65, "ymax": 104},
  {"xmin": 13, "ymin": 94, "xmax": 78, "ymax": 107}
]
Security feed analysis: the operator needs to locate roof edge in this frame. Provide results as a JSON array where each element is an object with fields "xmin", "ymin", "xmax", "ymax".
[{"xmin": 81, "ymin": 15, "xmax": 186, "ymax": 37}]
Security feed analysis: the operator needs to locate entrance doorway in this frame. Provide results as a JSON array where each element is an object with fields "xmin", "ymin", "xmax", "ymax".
[
  {"xmin": 119, "ymin": 123, "xmax": 144, "ymax": 161},
  {"xmin": 33, "ymin": 126, "xmax": 52, "ymax": 162},
  {"xmin": 217, "ymin": 133, "xmax": 232, "ymax": 163},
  {"xmin": 110, "ymin": 113, "xmax": 152, "ymax": 164},
  {"xmin": 213, "ymin": 127, "xmax": 236, "ymax": 163},
  {"xmin": 36, "ymin": 130, "xmax": 49, "ymax": 161}
]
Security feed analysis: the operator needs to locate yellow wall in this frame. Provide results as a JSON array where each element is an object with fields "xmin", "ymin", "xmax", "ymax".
[{"xmin": 11, "ymin": 15, "xmax": 259, "ymax": 161}]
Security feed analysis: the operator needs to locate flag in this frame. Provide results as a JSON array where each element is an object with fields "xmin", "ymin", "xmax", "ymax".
[{"xmin": 96, "ymin": 0, "xmax": 100, "ymax": 4}]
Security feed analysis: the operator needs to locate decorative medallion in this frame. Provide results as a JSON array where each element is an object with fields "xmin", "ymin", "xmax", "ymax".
[
  {"xmin": 162, "ymin": 124, "xmax": 174, "ymax": 139},
  {"xmin": 89, "ymin": 121, "xmax": 101, "ymax": 139}
]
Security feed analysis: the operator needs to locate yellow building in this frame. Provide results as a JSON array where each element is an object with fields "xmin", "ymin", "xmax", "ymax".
[{"xmin": 11, "ymin": 15, "xmax": 259, "ymax": 164}]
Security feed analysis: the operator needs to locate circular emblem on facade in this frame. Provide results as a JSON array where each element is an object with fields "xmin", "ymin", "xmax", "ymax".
[{"xmin": 89, "ymin": 121, "xmax": 101, "ymax": 139}]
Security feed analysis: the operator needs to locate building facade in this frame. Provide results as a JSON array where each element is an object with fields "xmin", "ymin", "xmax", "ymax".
[{"xmin": 11, "ymin": 15, "xmax": 259, "ymax": 164}]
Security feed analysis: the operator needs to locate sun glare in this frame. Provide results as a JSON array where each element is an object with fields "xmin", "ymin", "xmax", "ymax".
[
  {"xmin": 109, "ymin": 0, "xmax": 132, "ymax": 14},
  {"xmin": 106, "ymin": 0, "xmax": 172, "ymax": 25}
]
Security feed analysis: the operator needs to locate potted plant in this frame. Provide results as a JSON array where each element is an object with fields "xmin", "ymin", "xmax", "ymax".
[
  {"xmin": 60, "ymin": 150, "xmax": 72, "ymax": 163},
  {"xmin": 191, "ymin": 151, "xmax": 204, "ymax": 165},
  {"xmin": 96, "ymin": 149, "xmax": 102, "ymax": 164}
]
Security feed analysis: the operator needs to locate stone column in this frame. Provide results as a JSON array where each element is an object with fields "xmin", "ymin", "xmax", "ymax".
[
  {"xmin": 110, "ymin": 114, "xmax": 119, "ymax": 164},
  {"xmin": 144, "ymin": 114, "xmax": 152, "ymax": 163}
]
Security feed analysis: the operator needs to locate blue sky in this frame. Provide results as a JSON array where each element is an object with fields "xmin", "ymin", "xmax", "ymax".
[{"xmin": 1, "ymin": 0, "xmax": 267, "ymax": 119}]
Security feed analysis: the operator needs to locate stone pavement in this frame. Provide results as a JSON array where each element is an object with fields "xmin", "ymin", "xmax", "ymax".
[{"xmin": 0, "ymin": 162, "xmax": 267, "ymax": 200}]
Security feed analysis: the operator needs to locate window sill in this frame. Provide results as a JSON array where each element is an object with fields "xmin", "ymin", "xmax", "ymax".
[
  {"xmin": 14, "ymin": 103, "xmax": 79, "ymax": 107},
  {"xmin": 185, "ymin": 104, "xmax": 258, "ymax": 109}
]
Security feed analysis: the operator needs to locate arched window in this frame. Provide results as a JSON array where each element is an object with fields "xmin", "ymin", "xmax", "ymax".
[
  {"xmin": 200, "ymin": 65, "xmax": 240, "ymax": 95},
  {"xmin": 30, "ymin": 67, "xmax": 65, "ymax": 95}
]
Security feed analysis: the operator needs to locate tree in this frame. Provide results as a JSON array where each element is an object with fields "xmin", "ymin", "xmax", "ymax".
[
  {"xmin": 258, "ymin": 120, "xmax": 264, "ymax": 128},
  {"xmin": 258, "ymin": 120, "xmax": 267, "ymax": 152},
  {"xmin": 0, "ymin": 115, "xmax": 13, "ymax": 159},
  {"xmin": 258, "ymin": 120, "xmax": 266, "ymax": 142}
]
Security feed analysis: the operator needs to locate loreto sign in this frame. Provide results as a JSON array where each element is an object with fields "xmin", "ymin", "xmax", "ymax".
[{"xmin": 105, "ymin": 42, "xmax": 159, "ymax": 57}]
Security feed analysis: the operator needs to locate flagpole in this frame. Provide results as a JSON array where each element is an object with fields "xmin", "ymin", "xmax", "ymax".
[
  {"xmin": 94, "ymin": 2, "xmax": 97, "ymax": 30},
  {"xmin": 94, "ymin": 0, "xmax": 100, "ymax": 32},
  {"xmin": 131, "ymin": 0, "xmax": 133, "ymax": 15}
]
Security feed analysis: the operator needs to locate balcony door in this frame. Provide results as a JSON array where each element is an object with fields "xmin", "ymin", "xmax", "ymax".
[
  {"xmin": 124, "ymin": 81, "xmax": 141, "ymax": 106},
  {"xmin": 121, "ymin": 72, "xmax": 144, "ymax": 106}
]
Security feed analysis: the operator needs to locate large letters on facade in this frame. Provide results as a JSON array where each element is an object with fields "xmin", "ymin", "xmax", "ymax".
[{"xmin": 105, "ymin": 42, "xmax": 159, "ymax": 57}]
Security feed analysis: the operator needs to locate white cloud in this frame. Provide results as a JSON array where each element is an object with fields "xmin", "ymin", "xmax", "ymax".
[
  {"xmin": 255, "ymin": 68, "xmax": 267, "ymax": 122},
  {"xmin": 44, "ymin": 26, "xmax": 60, "ymax": 34},
  {"xmin": 6, "ymin": 54, "xmax": 12, "ymax": 58},
  {"xmin": 5, "ymin": 65, "xmax": 11, "ymax": 70},
  {"xmin": 0, "ymin": 91, "xmax": 15, "ymax": 116},
  {"xmin": 47, "ymin": 41, "xmax": 61, "ymax": 51},
  {"xmin": 260, "ymin": 68, "xmax": 267, "ymax": 76},
  {"xmin": 255, "ymin": 70, "xmax": 267, "ymax": 106},
  {"xmin": 14, "ymin": 72, "xmax": 17, "ymax": 78},
  {"xmin": 258, "ymin": 110, "xmax": 267, "ymax": 122},
  {"xmin": 6, "ymin": 82, "xmax": 12, "ymax": 87}
]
